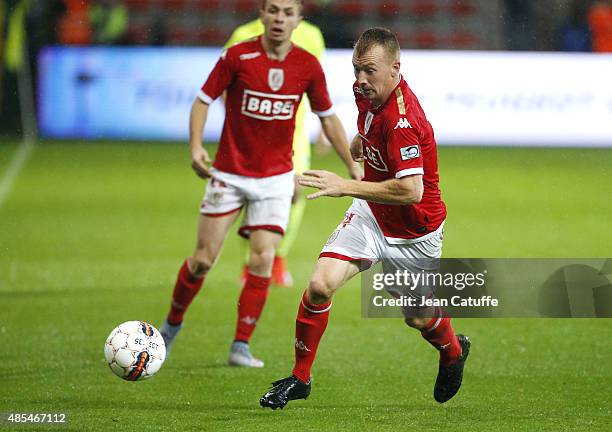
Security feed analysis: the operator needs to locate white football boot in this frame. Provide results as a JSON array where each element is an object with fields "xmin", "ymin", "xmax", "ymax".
[
  {"xmin": 228, "ymin": 341, "xmax": 264, "ymax": 368},
  {"xmin": 159, "ymin": 320, "xmax": 183, "ymax": 355}
]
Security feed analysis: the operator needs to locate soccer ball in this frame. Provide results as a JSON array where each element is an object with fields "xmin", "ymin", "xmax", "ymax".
[{"xmin": 104, "ymin": 321, "xmax": 166, "ymax": 381}]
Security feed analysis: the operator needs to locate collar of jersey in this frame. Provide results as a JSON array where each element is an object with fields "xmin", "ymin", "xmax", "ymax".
[{"xmin": 257, "ymin": 35, "xmax": 294, "ymax": 62}]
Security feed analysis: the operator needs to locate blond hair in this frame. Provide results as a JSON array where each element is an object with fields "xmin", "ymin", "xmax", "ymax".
[{"xmin": 354, "ymin": 28, "xmax": 400, "ymax": 61}]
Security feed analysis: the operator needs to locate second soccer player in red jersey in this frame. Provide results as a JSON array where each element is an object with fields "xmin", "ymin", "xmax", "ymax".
[
  {"xmin": 260, "ymin": 28, "xmax": 470, "ymax": 408},
  {"xmin": 159, "ymin": 0, "xmax": 361, "ymax": 367}
]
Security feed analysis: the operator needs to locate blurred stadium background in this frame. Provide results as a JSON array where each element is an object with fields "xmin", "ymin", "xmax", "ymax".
[
  {"xmin": 3, "ymin": 0, "xmax": 612, "ymax": 142},
  {"xmin": 1, "ymin": 1, "xmax": 611, "ymax": 431}
]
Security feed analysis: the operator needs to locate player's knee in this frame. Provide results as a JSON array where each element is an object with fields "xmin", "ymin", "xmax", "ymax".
[
  {"xmin": 189, "ymin": 256, "xmax": 214, "ymax": 277},
  {"xmin": 404, "ymin": 316, "xmax": 429, "ymax": 330},
  {"xmin": 249, "ymin": 247, "xmax": 275, "ymax": 269},
  {"xmin": 307, "ymin": 277, "xmax": 334, "ymax": 304}
]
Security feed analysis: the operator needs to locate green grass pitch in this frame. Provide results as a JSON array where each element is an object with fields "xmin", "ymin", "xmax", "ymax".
[{"xmin": 0, "ymin": 140, "xmax": 611, "ymax": 431}]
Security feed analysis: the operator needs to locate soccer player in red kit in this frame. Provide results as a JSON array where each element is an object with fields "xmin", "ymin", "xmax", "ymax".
[
  {"xmin": 260, "ymin": 28, "xmax": 470, "ymax": 407},
  {"xmin": 159, "ymin": 0, "xmax": 361, "ymax": 368}
]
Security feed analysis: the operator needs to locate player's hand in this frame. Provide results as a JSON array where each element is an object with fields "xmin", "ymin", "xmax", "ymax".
[
  {"xmin": 298, "ymin": 170, "xmax": 345, "ymax": 200},
  {"xmin": 191, "ymin": 146, "xmax": 211, "ymax": 179},
  {"xmin": 348, "ymin": 161, "xmax": 363, "ymax": 180},
  {"xmin": 350, "ymin": 134, "xmax": 364, "ymax": 162}
]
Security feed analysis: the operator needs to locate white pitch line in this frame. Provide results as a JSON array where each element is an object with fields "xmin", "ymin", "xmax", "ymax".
[{"xmin": 0, "ymin": 140, "xmax": 35, "ymax": 208}]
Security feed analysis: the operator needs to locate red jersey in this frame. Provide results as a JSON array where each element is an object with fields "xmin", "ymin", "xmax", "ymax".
[
  {"xmin": 354, "ymin": 77, "xmax": 446, "ymax": 242},
  {"xmin": 200, "ymin": 37, "xmax": 334, "ymax": 177}
]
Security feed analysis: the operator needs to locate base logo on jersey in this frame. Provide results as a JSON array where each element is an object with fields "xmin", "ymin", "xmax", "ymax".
[
  {"xmin": 400, "ymin": 145, "xmax": 420, "ymax": 161},
  {"xmin": 241, "ymin": 89, "xmax": 299, "ymax": 121},
  {"xmin": 364, "ymin": 146, "xmax": 389, "ymax": 172},
  {"xmin": 268, "ymin": 68, "xmax": 284, "ymax": 92}
]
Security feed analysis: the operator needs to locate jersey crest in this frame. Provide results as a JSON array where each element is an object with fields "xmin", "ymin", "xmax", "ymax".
[{"xmin": 268, "ymin": 68, "xmax": 284, "ymax": 92}]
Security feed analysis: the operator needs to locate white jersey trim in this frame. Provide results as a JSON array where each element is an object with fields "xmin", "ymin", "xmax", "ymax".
[
  {"xmin": 198, "ymin": 90, "xmax": 214, "ymax": 105},
  {"xmin": 312, "ymin": 106, "xmax": 335, "ymax": 117},
  {"xmin": 395, "ymin": 167, "xmax": 424, "ymax": 178}
]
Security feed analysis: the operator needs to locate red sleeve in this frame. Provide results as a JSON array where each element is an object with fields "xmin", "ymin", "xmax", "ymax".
[
  {"xmin": 383, "ymin": 115, "xmax": 424, "ymax": 179},
  {"xmin": 199, "ymin": 49, "xmax": 238, "ymax": 104},
  {"xmin": 306, "ymin": 58, "xmax": 334, "ymax": 116}
]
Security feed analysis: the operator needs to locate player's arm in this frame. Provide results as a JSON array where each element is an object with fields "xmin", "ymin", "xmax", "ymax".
[
  {"xmin": 314, "ymin": 111, "xmax": 426, "ymax": 204},
  {"xmin": 298, "ymin": 170, "xmax": 423, "ymax": 205},
  {"xmin": 189, "ymin": 98, "xmax": 212, "ymax": 179},
  {"xmin": 319, "ymin": 114, "xmax": 363, "ymax": 180},
  {"xmin": 190, "ymin": 47, "xmax": 237, "ymax": 178}
]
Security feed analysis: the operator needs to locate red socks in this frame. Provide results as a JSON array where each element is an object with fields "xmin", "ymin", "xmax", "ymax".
[
  {"xmin": 167, "ymin": 262, "xmax": 272, "ymax": 344},
  {"xmin": 167, "ymin": 260, "xmax": 205, "ymax": 325},
  {"xmin": 288, "ymin": 293, "xmax": 460, "ymax": 382},
  {"xmin": 421, "ymin": 309, "xmax": 462, "ymax": 365},
  {"xmin": 234, "ymin": 273, "xmax": 271, "ymax": 343},
  {"xmin": 292, "ymin": 291, "xmax": 332, "ymax": 383}
]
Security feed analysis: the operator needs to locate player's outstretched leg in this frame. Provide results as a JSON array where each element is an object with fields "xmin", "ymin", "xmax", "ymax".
[
  {"xmin": 260, "ymin": 291, "xmax": 328, "ymax": 409},
  {"xmin": 411, "ymin": 309, "xmax": 470, "ymax": 403},
  {"xmin": 260, "ymin": 258, "xmax": 359, "ymax": 409},
  {"xmin": 260, "ymin": 375, "xmax": 312, "ymax": 410},
  {"xmin": 433, "ymin": 334, "xmax": 471, "ymax": 403}
]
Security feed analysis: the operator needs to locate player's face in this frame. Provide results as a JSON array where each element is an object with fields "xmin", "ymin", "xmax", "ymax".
[
  {"xmin": 353, "ymin": 45, "xmax": 400, "ymax": 106},
  {"xmin": 260, "ymin": 0, "xmax": 302, "ymax": 43}
]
